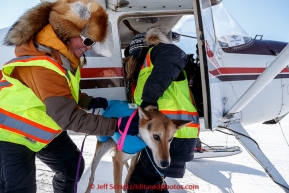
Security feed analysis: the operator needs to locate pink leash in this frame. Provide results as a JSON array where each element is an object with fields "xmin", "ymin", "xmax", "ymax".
[{"xmin": 117, "ymin": 109, "xmax": 138, "ymax": 151}]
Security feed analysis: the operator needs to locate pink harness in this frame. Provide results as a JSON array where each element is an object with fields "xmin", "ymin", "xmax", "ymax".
[{"xmin": 117, "ymin": 109, "xmax": 138, "ymax": 151}]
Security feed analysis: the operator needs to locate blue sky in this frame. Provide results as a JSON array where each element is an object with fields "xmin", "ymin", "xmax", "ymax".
[
  {"xmin": 0, "ymin": 0, "xmax": 39, "ymax": 29},
  {"xmin": 223, "ymin": 0, "xmax": 289, "ymax": 42},
  {"xmin": 0, "ymin": 0, "xmax": 289, "ymax": 43}
]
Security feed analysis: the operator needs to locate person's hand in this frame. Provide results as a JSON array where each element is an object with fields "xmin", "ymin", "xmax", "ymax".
[
  {"xmin": 88, "ymin": 97, "xmax": 108, "ymax": 110},
  {"xmin": 140, "ymin": 100, "xmax": 158, "ymax": 109},
  {"xmin": 116, "ymin": 115, "xmax": 139, "ymax": 135}
]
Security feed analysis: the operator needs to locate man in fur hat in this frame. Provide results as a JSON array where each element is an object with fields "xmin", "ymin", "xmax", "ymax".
[
  {"xmin": 0, "ymin": 0, "xmax": 138, "ymax": 192},
  {"xmin": 123, "ymin": 25, "xmax": 200, "ymax": 193}
]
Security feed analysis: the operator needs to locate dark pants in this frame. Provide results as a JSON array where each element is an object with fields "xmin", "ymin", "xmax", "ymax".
[
  {"xmin": 0, "ymin": 131, "xmax": 85, "ymax": 193},
  {"xmin": 127, "ymin": 149, "xmax": 185, "ymax": 193},
  {"xmin": 127, "ymin": 138, "xmax": 197, "ymax": 193}
]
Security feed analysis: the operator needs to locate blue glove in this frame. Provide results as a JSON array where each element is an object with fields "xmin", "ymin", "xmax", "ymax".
[
  {"xmin": 116, "ymin": 115, "xmax": 139, "ymax": 135},
  {"xmin": 88, "ymin": 97, "xmax": 108, "ymax": 110}
]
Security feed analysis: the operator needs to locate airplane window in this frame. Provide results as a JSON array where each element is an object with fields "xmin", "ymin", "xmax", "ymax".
[
  {"xmin": 85, "ymin": 21, "xmax": 114, "ymax": 57},
  {"xmin": 172, "ymin": 15, "xmax": 197, "ymax": 54},
  {"xmin": 212, "ymin": 3, "xmax": 252, "ymax": 48}
]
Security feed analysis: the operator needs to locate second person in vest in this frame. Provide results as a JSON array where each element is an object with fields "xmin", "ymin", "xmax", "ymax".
[{"xmin": 123, "ymin": 25, "xmax": 200, "ymax": 192}]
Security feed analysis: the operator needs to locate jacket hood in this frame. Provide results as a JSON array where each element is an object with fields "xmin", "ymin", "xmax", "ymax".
[
  {"xmin": 145, "ymin": 26, "xmax": 170, "ymax": 46},
  {"xmin": 4, "ymin": 0, "xmax": 108, "ymax": 46},
  {"xmin": 128, "ymin": 26, "xmax": 171, "ymax": 57},
  {"xmin": 15, "ymin": 24, "xmax": 80, "ymax": 69},
  {"xmin": 35, "ymin": 24, "xmax": 80, "ymax": 68}
]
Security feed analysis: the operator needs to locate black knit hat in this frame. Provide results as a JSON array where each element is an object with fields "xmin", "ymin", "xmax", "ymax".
[{"xmin": 129, "ymin": 32, "xmax": 148, "ymax": 57}]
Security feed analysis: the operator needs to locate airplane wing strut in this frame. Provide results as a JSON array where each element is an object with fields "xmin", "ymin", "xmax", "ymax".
[{"xmin": 225, "ymin": 122, "xmax": 289, "ymax": 193}]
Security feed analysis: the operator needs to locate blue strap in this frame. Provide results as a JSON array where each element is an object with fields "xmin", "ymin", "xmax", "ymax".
[
  {"xmin": 139, "ymin": 132, "xmax": 165, "ymax": 181},
  {"xmin": 144, "ymin": 147, "xmax": 165, "ymax": 181}
]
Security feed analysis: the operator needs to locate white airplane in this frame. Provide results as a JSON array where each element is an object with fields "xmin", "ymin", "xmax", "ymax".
[{"xmin": 1, "ymin": 0, "xmax": 289, "ymax": 192}]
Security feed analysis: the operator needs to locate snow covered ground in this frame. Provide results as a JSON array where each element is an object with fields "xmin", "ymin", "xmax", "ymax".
[{"xmin": 36, "ymin": 116, "xmax": 289, "ymax": 193}]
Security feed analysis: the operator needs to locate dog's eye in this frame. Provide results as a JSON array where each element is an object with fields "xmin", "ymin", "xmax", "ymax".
[
  {"xmin": 153, "ymin": 134, "xmax": 160, "ymax": 141},
  {"xmin": 168, "ymin": 137, "xmax": 173, "ymax": 142}
]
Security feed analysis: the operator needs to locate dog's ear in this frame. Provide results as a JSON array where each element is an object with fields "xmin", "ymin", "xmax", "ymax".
[
  {"xmin": 138, "ymin": 107, "xmax": 152, "ymax": 121},
  {"xmin": 171, "ymin": 120, "xmax": 191, "ymax": 130}
]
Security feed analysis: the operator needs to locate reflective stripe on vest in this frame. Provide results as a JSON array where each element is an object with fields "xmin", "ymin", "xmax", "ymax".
[
  {"xmin": 141, "ymin": 52, "xmax": 151, "ymax": 69},
  {"xmin": 5, "ymin": 56, "xmax": 65, "ymax": 71},
  {"xmin": 134, "ymin": 47, "xmax": 200, "ymax": 138},
  {"xmin": 0, "ymin": 80, "xmax": 12, "ymax": 89},
  {"xmin": 0, "ymin": 107, "xmax": 61, "ymax": 144},
  {"xmin": 160, "ymin": 110, "xmax": 199, "ymax": 124},
  {"xmin": 4, "ymin": 56, "xmax": 71, "ymax": 81},
  {"xmin": 3, "ymin": 56, "xmax": 79, "ymax": 102}
]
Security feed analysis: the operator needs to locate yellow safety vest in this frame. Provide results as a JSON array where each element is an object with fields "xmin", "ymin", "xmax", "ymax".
[
  {"xmin": 134, "ymin": 47, "xmax": 199, "ymax": 138},
  {"xmin": 0, "ymin": 56, "xmax": 80, "ymax": 152}
]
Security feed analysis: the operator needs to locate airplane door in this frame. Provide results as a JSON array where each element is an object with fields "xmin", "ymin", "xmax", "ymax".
[{"xmin": 193, "ymin": 0, "xmax": 224, "ymax": 130}]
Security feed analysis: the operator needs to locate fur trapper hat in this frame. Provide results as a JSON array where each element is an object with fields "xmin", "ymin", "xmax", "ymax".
[{"xmin": 4, "ymin": 0, "xmax": 108, "ymax": 46}]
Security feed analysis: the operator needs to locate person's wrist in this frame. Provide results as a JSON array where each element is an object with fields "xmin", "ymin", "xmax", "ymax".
[{"xmin": 140, "ymin": 100, "xmax": 158, "ymax": 109}]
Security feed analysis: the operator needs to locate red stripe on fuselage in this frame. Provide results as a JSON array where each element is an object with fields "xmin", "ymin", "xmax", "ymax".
[
  {"xmin": 210, "ymin": 67, "xmax": 289, "ymax": 76},
  {"xmin": 80, "ymin": 68, "xmax": 124, "ymax": 78},
  {"xmin": 210, "ymin": 67, "xmax": 265, "ymax": 76}
]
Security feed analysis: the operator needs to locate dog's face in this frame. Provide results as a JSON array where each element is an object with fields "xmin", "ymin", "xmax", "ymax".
[{"xmin": 138, "ymin": 106, "xmax": 189, "ymax": 169}]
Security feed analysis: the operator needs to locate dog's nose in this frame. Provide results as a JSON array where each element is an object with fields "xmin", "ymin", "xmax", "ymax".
[{"xmin": 160, "ymin": 160, "xmax": 170, "ymax": 168}]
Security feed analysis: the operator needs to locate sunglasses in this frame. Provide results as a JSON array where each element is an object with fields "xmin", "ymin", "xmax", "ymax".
[{"xmin": 80, "ymin": 35, "xmax": 95, "ymax": 46}]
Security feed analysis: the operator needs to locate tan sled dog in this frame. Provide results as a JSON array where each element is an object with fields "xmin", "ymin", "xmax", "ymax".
[{"xmin": 85, "ymin": 106, "xmax": 189, "ymax": 193}]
